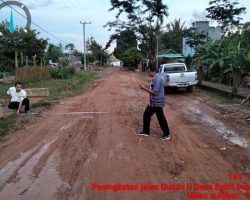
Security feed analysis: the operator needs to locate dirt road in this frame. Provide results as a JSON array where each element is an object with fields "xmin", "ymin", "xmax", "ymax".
[{"xmin": 0, "ymin": 68, "xmax": 250, "ymax": 200}]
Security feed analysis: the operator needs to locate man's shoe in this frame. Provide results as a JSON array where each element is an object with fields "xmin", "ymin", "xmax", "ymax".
[
  {"xmin": 161, "ymin": 135, "xmax": 171, "ymax": 140},
  {"xmin": 246, "ymin": 116, "xmax": 250, "ymax": 121},
  {"xmin": 25, "ymin": 110, "xmax": 30, "ymax": 114},
  {"xmin": 136, "ymin": 131, "xmax": 149, "ymax": 136}
]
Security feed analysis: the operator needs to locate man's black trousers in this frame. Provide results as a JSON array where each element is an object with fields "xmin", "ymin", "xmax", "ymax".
[
  {"xmin": 8, "ymin": 98, "xmax": 30, "ymax": 112},
  {"xmin": 143, "ymin": 105, "xmax": 170, "ymax": 136}
]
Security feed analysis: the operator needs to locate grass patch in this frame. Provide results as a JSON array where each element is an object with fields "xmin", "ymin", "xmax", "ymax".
[
  {"xmin": 0, "ymin": 116, "xmax": 16, "ymax": 137},
  {"xmin": 28, "ymin": 71, "xmax": 99, "ymax": 99},
  {"xmin": 31, "ymin": 100, "xmax": 52, "ymax": 109},
  {"xmin": 0, "ymin": 71, "xmax": 100, "ymax": 137},
  {"xmin": 0, "ymin": 71, "xmax": 99, "ymax": 99}
]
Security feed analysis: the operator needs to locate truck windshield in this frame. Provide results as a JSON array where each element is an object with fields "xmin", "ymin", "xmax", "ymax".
[{"xmin": 164, "ymin": 66, "xmax": 185, "ymax": 72}]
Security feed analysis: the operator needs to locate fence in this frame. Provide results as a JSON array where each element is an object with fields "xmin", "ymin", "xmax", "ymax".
[{"xmin": 15, "ymin": 66, "xmax": 51, "ymax": 83}]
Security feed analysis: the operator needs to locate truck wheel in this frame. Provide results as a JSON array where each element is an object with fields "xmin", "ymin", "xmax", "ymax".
[{"xmin": 186, "ymin": 86, "xmax": 193, "ymax": 93}]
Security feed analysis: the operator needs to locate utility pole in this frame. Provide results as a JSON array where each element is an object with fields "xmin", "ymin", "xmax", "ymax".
[
  {"xmin": 156, "ymin": 18, "xmax": 159, "ymax": 69},
  {"xmin": 80, "ymin": 21, "xmax": 91, "ymax": 71}
]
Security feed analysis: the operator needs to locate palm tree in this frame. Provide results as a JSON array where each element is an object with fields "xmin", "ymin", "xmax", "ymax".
[{"xmin": 166, "ymin": 18, "xmax": 186, "ymax": 31}]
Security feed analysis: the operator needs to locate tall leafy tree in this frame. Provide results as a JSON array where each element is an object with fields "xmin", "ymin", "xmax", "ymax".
[
  {"xmin": 0, "ymin": 22, "xmax": 48, "ymax": 72},
  {"xmin": 241, "ymin": 22, "xmax": 250, "ymax": 50},
  {"xmin": 121, "ymin": 47, "xmax": 143, "ymax": 70},
  {"xmin": 159, "ymin": 18, "xmax": 186, "ymax": 53},
  {"xmin": 166, "ymin": 18, "xmax": 186, "ymax": 31},
  {"xmin": 44, "ymin": 44, "xmax": 63, "ymax": 63},
  {"xmin": 105, "ymin": 0, "xmax": 169, "ymax": 64},
  {"xmin": 108, "ymin": 29, "xmax": 137, "ymax": 59},
  {"xmin": 65, "ymin": 43, "xmax": 75, "ymax": 54},
  {"xmin": 86, "ymin": 37, "xmax": 109, "ymax": 65},
  {"xmin": 206, "ymin": 0, "xmax": 246, "ymax": 34}
]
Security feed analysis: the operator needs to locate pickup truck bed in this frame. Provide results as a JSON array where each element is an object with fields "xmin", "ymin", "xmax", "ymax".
[{"xmin": 159, "ymin": 63, "xmax": 198, "ymax": 92}]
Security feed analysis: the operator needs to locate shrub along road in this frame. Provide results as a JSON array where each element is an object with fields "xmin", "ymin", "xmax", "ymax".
[{"xmin": 0, "ymin": 68, "xmax": 249, "ymax": 200}]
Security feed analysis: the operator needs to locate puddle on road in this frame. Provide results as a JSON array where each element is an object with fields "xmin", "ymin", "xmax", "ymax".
[{"xmin": 182, "ymin": 106, "xmax": 248, "ymax": 147}]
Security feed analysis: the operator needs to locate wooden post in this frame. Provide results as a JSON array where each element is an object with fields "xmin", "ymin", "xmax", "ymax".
[
  {"xmin": 232, "ymin": 68, "xmax": 240, "ymax": 94},
  {"xmin": 15, "ymin": 51, "xmax": 18, "ymax": 68},
  {"xmin": 33, "ymin": 56, "xmax": 36, "ymax": 66},
  {"xmin": 0, "ymin": 104, "xmax": 3, "ymax": 119},
  {"xmin": 20, "ymin": 52, "xmax": 24, "ymax": 66},
  {"xmin": 25, "ymin": 56, "xmax": 28, "ymax": 66}
]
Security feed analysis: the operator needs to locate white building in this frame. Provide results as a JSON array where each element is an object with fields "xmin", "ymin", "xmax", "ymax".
[
  {"xmin": 183, "ymin": 21, "xmax": 222, "ymax": 55},
  {"xmin": 107, "ymin": 55, "xmax": 122, "ymax": 67}
]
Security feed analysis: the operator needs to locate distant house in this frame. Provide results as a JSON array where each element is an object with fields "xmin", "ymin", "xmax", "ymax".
[
  {"xmin": 107, "ymin": 55, "xmax": 122, "ymax": 67},
  {"xmin": 64, "ymin": 55, "xmax": 82, "ymax": 67},
  {"xmin": 183, "ymin": 21, "xmax": 222, "ymax": 55}
]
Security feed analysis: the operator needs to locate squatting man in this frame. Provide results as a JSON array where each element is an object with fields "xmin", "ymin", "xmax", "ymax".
[{"xmin": 7, "ymin": 81, "xmax": 30, "ymax": 114}]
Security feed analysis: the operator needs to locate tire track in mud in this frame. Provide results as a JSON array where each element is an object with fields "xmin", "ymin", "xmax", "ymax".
[
  {"xmin": 57, "ymin": 116, "xmax": 98, "ymax": 200},
  {"xmin": 0, "ymin": 119, "xmax": 75, "ymax": 199},
  {"xmin": 0, "ymin": 84, "xmax": 101, "ymax": 200}
]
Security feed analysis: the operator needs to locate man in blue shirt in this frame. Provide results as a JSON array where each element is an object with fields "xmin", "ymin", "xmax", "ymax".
[{"xmin": 138, "ymin": 65, "xmax": 171, "ymax": 140}]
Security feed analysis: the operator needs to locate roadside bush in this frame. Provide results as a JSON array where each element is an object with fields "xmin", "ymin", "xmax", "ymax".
[{"xmin": 50, "ymin": 66, "xmax": 74, "ymax": 79}]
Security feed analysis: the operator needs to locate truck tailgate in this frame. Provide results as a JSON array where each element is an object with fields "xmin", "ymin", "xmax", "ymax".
[{"xmin": 168, "ymin": 72, "xmax": 196, "ymax": 83}]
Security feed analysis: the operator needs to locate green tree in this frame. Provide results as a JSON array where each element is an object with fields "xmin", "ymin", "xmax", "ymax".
[
  {"xmin": 197, "ymin": 36, "xmax": 250, "ymax": 93},
  {"xmin": 86, "ymin": 37, "xmax": 109, "ymax": 65},
  {"xmin": 183, "ymin": 29, "xmax": 208, "ymax": 51},
  {"xmin": 166, "ymin": 18, "xmax": 186, "ymax": 31},
  {"xmin": 206, "ymin": 0, "xmax": 246, "ymax": 34},
  {"xmin": 241, "ymin": 22, "xmax": 250, "ymax": 50},
  {"xmin": 121, "ymin": 47, "xmax": 143, "ymax": 70},
  {"xmin": 226, "ymin": 41, "xmax": 250, "ymax": 93},
  {"xmin": 44, "ymin": 44, "xmax": 63, "ymax": 63},
  {"xmin": 105, "ymin": 0, "xmax": 169, "ymax": 64},
  {"xmin": 183, "ymin": 28, "xmax": 208, "ymax": 82},
  {"xmin": 65, "ymin": 43, "xmax": 75, "ymax": 54},
  {"xmin": 0, "ymin": 22, "xmax": 48, "ymax": 72},
  {"xmin": 199, "ymin": 38, "xmax": 231, "ymax": 83},
  {"xmin": 109, "ymin": 29, "xmax": 137, "ymax": 59},
  {"xmin": 159, "ymin": 18, "xmax": 186, "ymax": 53}
]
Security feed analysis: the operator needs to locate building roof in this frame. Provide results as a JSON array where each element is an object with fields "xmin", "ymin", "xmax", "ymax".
[
  {"xmin": 108, "ymin": 54, "xmax": 120, "ymax": 62},
  {"xmin": 157, "ymin": 49, "xmax": 194, "ymax": 58},
  {"xmin": 157, "ymin": 53, "xmax": 194, "ymax": 58}
]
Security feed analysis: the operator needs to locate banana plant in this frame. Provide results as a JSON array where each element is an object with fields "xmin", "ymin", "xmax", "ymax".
[{"xmin": 227, "ymin": 41, "xmax": 249, "ymax": 93}]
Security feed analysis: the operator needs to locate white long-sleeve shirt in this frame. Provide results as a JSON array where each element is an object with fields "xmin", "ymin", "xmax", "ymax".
[{"xmin": 7, "ymin": 87, "xmax": 27, "ymax": 102}]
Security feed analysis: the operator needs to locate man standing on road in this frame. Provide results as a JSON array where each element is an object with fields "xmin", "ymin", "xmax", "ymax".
[
  {"xmin": 7, "ymin": 81, "xmax": 30, "ymax": 115},
  {"xmin": 137, "ymin": 65, "xmax": 171, "ymax": 140}
]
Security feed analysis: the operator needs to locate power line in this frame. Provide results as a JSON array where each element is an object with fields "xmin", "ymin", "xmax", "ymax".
[
  {"xmin": 72, "ymin": 0, "xmax": 86, "ymax": 20},
  {"xmin": 0, "ymin": 0, "xmax": 68, "ymax": 44},
  {"xmin": 60, "ymin": 0, "xmax": 83, "ymax": 22}
]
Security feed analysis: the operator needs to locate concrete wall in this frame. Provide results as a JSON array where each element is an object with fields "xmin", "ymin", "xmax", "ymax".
[
  {"xmin": 192, "ymin": 21, "xmax": 221, "ymax": 41},
  {"xmin": 25, "ymin": 88, "xmax": 49, "ymax": 97}
]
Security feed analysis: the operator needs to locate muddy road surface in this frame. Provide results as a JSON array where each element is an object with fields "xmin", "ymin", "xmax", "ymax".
[{"xmin": 0, "ymin": 68, "xmax": 250, "ymax": 200}]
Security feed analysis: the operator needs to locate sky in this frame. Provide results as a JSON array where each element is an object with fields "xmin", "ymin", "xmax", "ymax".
[{"xmin": 0, "ymin": 0, "xmax": 249, "ymax": 52}]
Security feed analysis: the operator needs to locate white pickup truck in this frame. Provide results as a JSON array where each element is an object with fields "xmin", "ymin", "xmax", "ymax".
[{"xmin": 158, "ymin": 63, "xmax": 198, "ymax": 92}]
